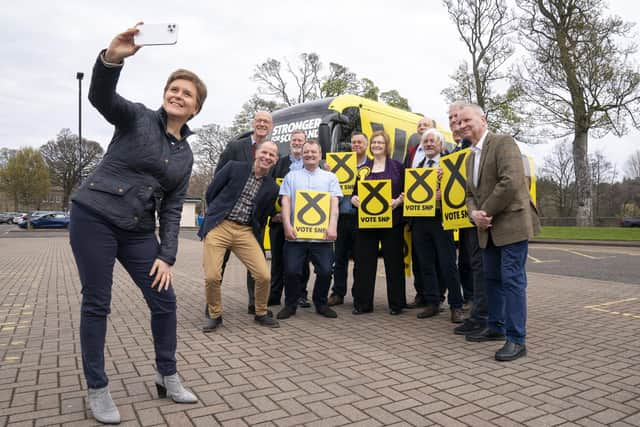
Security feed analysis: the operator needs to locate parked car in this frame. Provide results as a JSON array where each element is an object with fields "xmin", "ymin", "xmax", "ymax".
[
  {"xmin": 18, "ymin": 212, "xmax": 70, "ymax": 229},
  {"xmin": 620, "ymin": 217, "xmax": 640, "ymax": 227},
  {"xmin": 0, "ymin": 212, "xmax": 15, "ymax": 223}
]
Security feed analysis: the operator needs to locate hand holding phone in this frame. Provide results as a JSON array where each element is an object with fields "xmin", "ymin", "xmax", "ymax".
[{"xmin": 134, "ymin": 23, "xmax": 179, "ymax": 46}]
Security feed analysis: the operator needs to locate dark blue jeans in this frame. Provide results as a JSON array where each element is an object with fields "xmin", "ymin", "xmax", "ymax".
[
  {"xmin": 283, "ymin": 241, "xmax": 333, "ymax": 309},
  {"xmin": 70, "ymin": 203, "xmax": 177, "ymax": 389},
  {"xmin": 483, "ymin": 237, "xmax": 529, "ymax": 345},
  {"xmin": 269, "ymin": 223, "xmax": 310, "ymax": 302}
]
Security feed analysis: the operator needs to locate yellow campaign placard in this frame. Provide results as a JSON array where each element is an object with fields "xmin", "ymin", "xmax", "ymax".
[
  {"xmin": 440, "ymin": 149, "xmax": 473, "ymax": 230},
  {"xmin": 358, "ymin": 179, "xmax": 392, "ymax": 229},
  {"xmin": 403, "ymin": 168, "xmax": 438, "ymax": 217},
  {"xmin": 326, "ymin": 152, "xmax": 357, "ymax": 196},
  {"xmin": 403, "ymin": 223, "xmax": 412, "ymax": 277},
  {"xmin": 294, "ymin": 190, "xmax": 330, "ymax": 239},
  {"xmin": 274, "ymin": 178, "xmax": 283, "ymax": 212}
]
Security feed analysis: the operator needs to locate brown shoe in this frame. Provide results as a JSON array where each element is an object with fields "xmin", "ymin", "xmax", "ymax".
[
  {"xmin": 417, "ymin": 305, "xmax": 439, "ymax": 319},
  {"xmin": 328, "ymin": 295, "xmax": 344, "ymax": 306},
  {"xmin": 451, "ymin": 308, "xmax": 464, "ymax": 323}
]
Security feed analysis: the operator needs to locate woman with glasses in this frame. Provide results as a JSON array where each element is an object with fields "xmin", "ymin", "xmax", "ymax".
[{"xmin": 350, "ymin": 130, "xmax": 407, "ymax": 315}]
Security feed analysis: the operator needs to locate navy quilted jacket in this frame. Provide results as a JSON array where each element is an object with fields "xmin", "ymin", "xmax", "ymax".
[{"xmin": 71, "ymin": 52, "xmax": 193, "ymax": 265}]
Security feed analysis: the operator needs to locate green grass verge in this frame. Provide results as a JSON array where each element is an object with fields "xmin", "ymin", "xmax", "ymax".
[{"xmin": 537, "ymin": 226, "xmax": 640, "ymax": 241}]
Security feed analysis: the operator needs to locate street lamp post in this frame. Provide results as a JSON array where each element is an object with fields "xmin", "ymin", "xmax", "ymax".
[{"xmin": 76, "ymin": 72, "xmax": 84, "ymax": 186}]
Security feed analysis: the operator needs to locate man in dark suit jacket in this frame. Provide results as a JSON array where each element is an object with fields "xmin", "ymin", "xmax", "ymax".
[
  {"xmin": 460, "ymin": 104, "xmax": 540, "ymax": 362},
  {"xmin": 213, "ymin": 111, "xmax": 273, "ymax": 315},
  {"xmin": 199, "ymin": 141, "xmax": 281, "ymax": 331}
]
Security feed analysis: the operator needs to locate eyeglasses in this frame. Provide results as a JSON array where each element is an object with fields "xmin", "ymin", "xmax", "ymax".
[{"xmin": 370, "ymin": 140, "xmax": 386, "ymax": 145}]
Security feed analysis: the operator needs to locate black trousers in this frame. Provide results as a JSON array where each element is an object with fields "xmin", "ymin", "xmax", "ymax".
[
  {"xmin": 353, "ymin": 224, "xmax": 406, "ymax": 312},
  {"xmin": 459, "ymin": 227, "xmax": 487, "ymax": 323},
  {"xmin": 331, "ymin": 214, "xmax": 357, "ymax": 298},
  {"xmin": 411, "ymin": 216, "xmax": 463, "ymax": 309},
  {"xmin": 269, "ymin": 223, "xmax": 310, "ymax": 302}
]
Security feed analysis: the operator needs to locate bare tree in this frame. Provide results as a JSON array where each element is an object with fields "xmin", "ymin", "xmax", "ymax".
[
  {"xmin": 252, "ymin": 53, "xmax": 322, "ymax": 107},
  {"xmin": 515, "ymin": 0, "xmax": 640, "ymax": 225},
  {"xmin": 192, "ymin": 124, "xmax": 232, "ymax": 181},
  {"xmin": 589, "ymin": 150, "xmax": 616, "ymax": 218},
  {"xmin": 541, "ymin": 140, "xmax": 575, "ymax": 216},
  {"xmin": 625, "ymin": 150, "xmax": 640, "ymax": 180},
  {"xmin": 40, "ymin": 128, "xmax": 103, "ymax": 209},
  {"xmin": 442, "ymin": 0, "xmax": 523, "ymax": 135}
]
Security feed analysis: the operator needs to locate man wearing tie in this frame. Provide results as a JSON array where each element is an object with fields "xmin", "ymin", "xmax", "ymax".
[
  {"xmin": 410, "ymin": 129, "xmax": 465, "ymax": 324},
  {"xmin": 459, "ymin": 103, "xmax": 540, "ymax": 361}
]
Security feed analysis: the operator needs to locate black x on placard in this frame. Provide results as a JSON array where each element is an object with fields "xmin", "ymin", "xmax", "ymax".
[
  {"xmin": 330, "ymin": 153, "xmax": 355, "ymax": 184},
  {"xmin": 296, "ymin": 193, "xmax": 327, "ymax": 226},
  {"xmin": 442, "ymin": 156, "xmax": 467, "ymax": 209},
  {"xmin": 406, "ymin": 169, "xmax": 435, "ymax": 204},
  {"xmin": 360, "ymin": 182, "xmax": 389, "ymax": 216}
]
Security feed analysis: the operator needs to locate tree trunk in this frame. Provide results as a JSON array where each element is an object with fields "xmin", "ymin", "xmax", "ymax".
[{"xmin": 573, "ymin": 131, "xmax": 592, "ymax": 226}]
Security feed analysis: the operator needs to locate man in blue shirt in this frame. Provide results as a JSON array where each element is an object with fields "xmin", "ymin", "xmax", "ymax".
[{"xmin": 277, "ymin": 140, "xmax": 342, "ymax": 319}]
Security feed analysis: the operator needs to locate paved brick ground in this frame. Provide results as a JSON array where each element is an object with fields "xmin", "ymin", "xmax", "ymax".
[{"xmin": 0, "ymin": 236, "xmax": 638, "ymax": 426}]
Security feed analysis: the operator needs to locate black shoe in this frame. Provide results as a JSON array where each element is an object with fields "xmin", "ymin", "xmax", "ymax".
[
  {"xmin": 495, "ymin": 341, "xmax": 527, "ymax": 361},
  {"xmin": 389, "ymin": 308, "xmax": 403, "ymax": 315},
  {"xmin": 417, "ymin": 305, "xmax": 439, "ymax": 319},
  {"xmin": 248, "ymin": 305, "xmax": 273, "ymax": 316},
  {"xmin": 465, "ymin": 327, "xmax": 506, "ymax": 342},
  {"xmin": 254, "ymin": 314, "xmax": 280, "ymax": 328},
  {"xmin": 316, "ymin": 305, "xmax": 338, "ymax": 318},
  {"xmin": 276, "ymin": 306, "xmax": 297, "ymax": 320},
  {"xmin": 406, "ymin": 297, "xmax": 426, "ymax": 309},
  {"xmin": 202, "ymin": 316, "xmax": 222, "ymax": 332},
  {"xmin": 204, "ymin": 304, "xmax": 210, "ymax": 319},
  {"xmin": 352, "ymin": 307, "xmax": 372, "ymax": 315},
  {"xmin": 454, "ymin": 319, "xmax": 484, "ymax": 335},
  {"xmin": 298, "ymin": 297, "xmax": 311, "ymax": 308}
]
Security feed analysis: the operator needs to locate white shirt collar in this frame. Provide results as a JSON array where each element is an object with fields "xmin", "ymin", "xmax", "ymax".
[{"xmin": 472, "ymin": 130, "xmax": 489, "ymax": 152}]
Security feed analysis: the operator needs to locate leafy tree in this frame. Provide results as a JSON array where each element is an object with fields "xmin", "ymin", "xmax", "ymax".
[
  {"xmin": 0, "ymin": 147, "xmax": 50, "ymax": 210},
  {"xmin": 40, "ymin": 128, "xmax": 104, "ymax": 209},
  {"xmin": 380, "ymin": 90, "xmax": 411, "ymax": 111},
  {"xmin": 515, "ymin": 0, "xmax": 640, "ymax": 225},
  {"xmin": 442, "ymin": 0, "xmax": 523, "ymax": 135},
  {"xmin": 359, "ymin": 78, "xmax": 379, "ymax": 101},
  {"xmin": 625, "ymin": 150, "xmax": 640, "ymax": 180},
  {"xmin": 320, "ymin": 63, "xmax": 360, "ymax": 97}
]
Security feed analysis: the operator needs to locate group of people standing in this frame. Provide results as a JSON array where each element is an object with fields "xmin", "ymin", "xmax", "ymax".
[{"xmin": 69, "ymin": 25, "xmax": 539, "ymax": 425}]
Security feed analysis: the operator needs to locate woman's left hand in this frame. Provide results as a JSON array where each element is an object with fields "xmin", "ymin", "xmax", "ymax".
[
  {"xmin": 391, "ymin": 193, "xmax": 405, "ymax": 210},
  {"xmin": 150, "ymin": 258, "xmax": 173, "ymax": 291}
]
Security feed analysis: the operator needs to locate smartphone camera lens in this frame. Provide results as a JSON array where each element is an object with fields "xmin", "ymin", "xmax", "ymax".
[{"xmin": 168, "ymin": 24, "xmax": 175, "ymax": 33}]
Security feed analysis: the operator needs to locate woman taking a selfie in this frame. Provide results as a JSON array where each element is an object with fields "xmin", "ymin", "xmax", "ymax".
[{"xmin": 70, "ymin": 25, "xmax": 206, "ymax": 424}]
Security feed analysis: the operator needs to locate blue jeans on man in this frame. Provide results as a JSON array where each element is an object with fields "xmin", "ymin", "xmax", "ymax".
[
  {"xmin": 483, "ymin": 237, "xmax": 529, "ymax": 345},
  {"xmin": 283, "ymin": 241, "xmax": 333, "ymax": 310}
]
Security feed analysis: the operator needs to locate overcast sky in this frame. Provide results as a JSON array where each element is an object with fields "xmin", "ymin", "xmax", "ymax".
[{"xmin": 2, "ymin": 1, "xmax": 639, "ymax": 176}]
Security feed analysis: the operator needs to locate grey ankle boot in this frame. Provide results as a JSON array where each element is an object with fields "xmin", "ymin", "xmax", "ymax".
[
  {"xmin": 87, "ymin": 386, "xmax": 121, "ymax": 424},
  {"xmin": 155, "ymin": 371, "xmax": 198, "ymax": 403}
]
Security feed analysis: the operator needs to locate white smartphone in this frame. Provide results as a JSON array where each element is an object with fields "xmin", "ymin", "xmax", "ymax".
[{"xmin": 134, "ymin": 23, "xmax": 179, "ymax": 46}]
